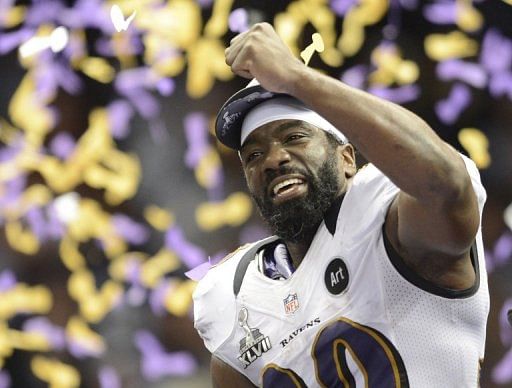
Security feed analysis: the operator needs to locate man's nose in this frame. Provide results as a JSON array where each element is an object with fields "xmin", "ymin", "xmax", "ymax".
[{"xmin": 262, "ymin": 143, "xmax": 291, "ymax": 172}]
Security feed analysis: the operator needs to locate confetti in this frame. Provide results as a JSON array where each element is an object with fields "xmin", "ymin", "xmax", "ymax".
[
  {"xmin": 195, "ymin": 192, "xmax": 253, "ymax": 231},
  {"xmin": 228, "ymin": 8, "xmax": 249, "ymax": 33},
  {"xmin": 31, "ymin": 356, "xmax": 80, "ymax": 388},
  {"xmin": 300, "ymin": 33, "xmax": 325, "ymax": 66},
  {"xmin": 98, "ymin": 366, "xmax": 121, "ymax": 388},
  {"xmin": 437, "ymin": 59, "xmax": 487, "ymax": 89},
  {"xmin": 435, "ymin": 83, "xmax": 471, "ymax": 125},
  {"xmin": 424, "ymin": 31, "xmax": 479, "ymax": 61},
  {"xmin": 457, "ymin": 128, "xmax": 491, "ymax": 169},
  {"xmin": 110, "ymin": 5, "xmax": 137, "ymax": 33},
  {"xmin": 19, "ymin": 26, "xmax": 69, "ymax": 58},
  {"xmin": 134, "ymin": 330, "xmax": 197, "ymax": 381}
]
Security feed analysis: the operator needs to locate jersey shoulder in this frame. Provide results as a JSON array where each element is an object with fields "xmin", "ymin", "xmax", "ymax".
[{"xmin": 192, "ymin": 240, "xmax": 261, "ymax": 353}]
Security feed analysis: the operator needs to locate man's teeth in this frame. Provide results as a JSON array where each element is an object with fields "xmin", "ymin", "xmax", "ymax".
[{"xmin": 273, "ymin": 178, "xmax": 304, "ymax": 195}]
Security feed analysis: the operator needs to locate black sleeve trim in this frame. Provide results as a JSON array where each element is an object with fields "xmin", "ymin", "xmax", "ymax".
[
  {"xmin": 233, "ymin": 236, "xmax": 279, "ymax": 296},
  {"xmin": 382, "ymin": 225, "xmax": 480, "ymax": 299}
]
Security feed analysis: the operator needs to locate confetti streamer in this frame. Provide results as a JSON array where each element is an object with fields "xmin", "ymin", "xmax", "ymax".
[
  {"xmin": 435, "ymin": 84, "xmax": 471, "ymax": 125},
  {"xmin": 134, "ymin": 330, "xmax": 198, "ymax": 381},
  {"xmin": 31, "ymin": 356, "xmax": 80, "ymax": 388},
  {"xmin": 437, "ymin": 59, "xmax": 487, "ymax": 88},
  {"xmin": 228, "ymin": 8, "xmax": 249, "ymax": 33},
  {"xmin": 457, "ymin": 128, "xmax": 491, "ymax": 169},
  {"xmin": 110, "ymin": 5, "xmax": 137, "ymax": 33},
  {"xmin": 98, "ymin": 366, "xmax": 121, "ymax": 388}
]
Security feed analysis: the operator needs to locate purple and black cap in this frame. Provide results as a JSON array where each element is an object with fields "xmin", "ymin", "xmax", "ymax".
[{"xmin": 215, "ymin": 80, "xmax": 286, "ymax": 150}]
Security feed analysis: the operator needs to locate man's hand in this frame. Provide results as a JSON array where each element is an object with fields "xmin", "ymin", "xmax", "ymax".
[{"xmin": 225, "ymin": 23, "xmax": 304, "ymax": 94}]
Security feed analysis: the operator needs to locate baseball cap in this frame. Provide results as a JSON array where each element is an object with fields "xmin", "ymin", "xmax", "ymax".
[{"xmin": 215, "ymin": 79, "xmax": 286, "ymax": 150}]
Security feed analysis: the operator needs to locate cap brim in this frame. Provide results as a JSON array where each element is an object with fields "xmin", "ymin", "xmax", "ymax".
[{"xmin": 215, "ymin": 84, "xmax": 286, "ymax": 150}]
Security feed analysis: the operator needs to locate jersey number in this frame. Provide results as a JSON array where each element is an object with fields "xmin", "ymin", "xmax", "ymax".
[{"xmin": 262, "ymin": 317, "xmax": 409, "ymax": 387}]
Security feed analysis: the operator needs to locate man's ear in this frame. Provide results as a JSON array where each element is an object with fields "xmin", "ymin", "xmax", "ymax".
[{"xmin": 339, "ymin": 143, "xmax": 357, "ymax": 178}]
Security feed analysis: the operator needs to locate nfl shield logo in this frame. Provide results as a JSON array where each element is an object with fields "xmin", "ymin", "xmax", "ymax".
[{"xmin": 283, "ymin": 293, "xmax": 299, "ymax": 314}]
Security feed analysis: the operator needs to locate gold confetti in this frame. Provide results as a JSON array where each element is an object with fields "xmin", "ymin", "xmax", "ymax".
[
  {"xmin": 68, "ymin": 269, "xmax": 123, "ymax": 323},
  {"xmin": 66, "ymin": 316, "xmax": 106, "ymax": 355},
  {"xmin": 458, "ymin": 128, "xmax": 491, "ymax": 169},
  {"xmin": 144, "ymin": 205, "xmax": 174, "ymax": 230},
  {"xmin": 369, "ymin": 44, "xmax": 419, "ymax": 86},
  {"xmin": 31, "ymin": 356, "xmax": 80, "ymax": 388},
  {"xmin": 456, "ymin": 0, "xmax": 483, "ymax": 32},
  {"xmin": 194, "ymin": 147, "xmax": 222, "ymax": 188},
  {"xmin": 424, "ymin": 31, "xmax": 479, "ymax": 61},
  {"xmin": 140, "ymin": 249, "xmax": 181, "ymax": 288},
  {"xmin": 77, "ymin": 57, "xmax": 116, "ymax": 84},
  {"xmin": 0, "ymin": 284, "xmax": 52, "ymax": 320},
  {"xmin": 195, "ymin": 192, "xmax": 252, "ymax": 231},
  {"xmin": 164, "ymin": 279, "xmax": 196, "ymax": 316}
]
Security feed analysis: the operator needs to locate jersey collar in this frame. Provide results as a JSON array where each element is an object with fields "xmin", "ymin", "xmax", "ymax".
[{"xmin": 323, "ymin": 194, "xmax": 345, "ymax": 236}]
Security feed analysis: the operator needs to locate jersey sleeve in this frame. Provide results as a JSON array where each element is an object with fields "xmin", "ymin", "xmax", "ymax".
[
  {"xmin": 192, "ymin": 247, "xmax": 248, "ymax": 354},
  {"xmin": 459, "ymin": 153, "xmax": 487, "ymax": 215}
]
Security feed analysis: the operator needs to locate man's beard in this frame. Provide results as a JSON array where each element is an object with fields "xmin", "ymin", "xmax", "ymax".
[{"xmin": 252, "ymin": 157, "xmax": 341, "ymax": 243}]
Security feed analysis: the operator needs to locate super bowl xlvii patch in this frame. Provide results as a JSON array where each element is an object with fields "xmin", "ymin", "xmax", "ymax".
[
  {"xmin": 283, "ymin": 293, "xmax": 299, "ymax": 314},
  {"xmin": 324, "ymin": 257, "xmax": 349, "ymax": 295},
  {"xmin": 237, "ymin": 307, "xmax": 271, "ymax": 368}
]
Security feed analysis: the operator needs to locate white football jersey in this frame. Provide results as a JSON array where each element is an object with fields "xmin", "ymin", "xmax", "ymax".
[{"xmin": 193, "ymin": 155, "xmax": 489, "ymax": 387}]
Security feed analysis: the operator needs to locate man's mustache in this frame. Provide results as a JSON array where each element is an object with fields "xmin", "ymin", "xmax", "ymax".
[{"xmin": 263, "ymin": 166, "xmax": 311, "ymax": 191}]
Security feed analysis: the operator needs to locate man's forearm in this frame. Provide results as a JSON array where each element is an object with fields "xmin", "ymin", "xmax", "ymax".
[{"xmin": 285, "ymin": 65, "xmax": 469, "ymax": 204}]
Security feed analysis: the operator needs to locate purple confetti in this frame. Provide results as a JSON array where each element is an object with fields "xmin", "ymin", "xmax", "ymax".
[
  {"xmin": 493, "ymin": 233, "xmax": 512, "ymax": 266},
  {"xmin": 207, "ymin": 166, "xmax": 225, "ymax": 202},
  {"xmin": 399, "ymin": 0, "xmax": 418, "ymax": 10},
  {"xmin": 368, "ymin": 84, "xmax": 420, "ymax": 104},
  {"xmin": 58, "ymin": 0, "xmax": 114, "ymax": 32},
  {"xmin": 185, "ymin": 251, "xmax": 226, "ymax": 281},
  {"xmin": 126, "ymin": 285, "xmax": 147, "ymax": 307},
  {"xmin": 134, "ymin": 330, "xmax": 197, "ymax": 381},
  {"xmin": 480, "ymin": 29, "xmax": 512, "ymax": 74},
  {"xmin": 49, "ymin": 132, "xmax": 76, "ymax": 160},
  {"xmin": 229, "ymin": 8, "xmax": 250, "ymax": 33},
  {"xmin": 99, "ymin": 366, "xmax": 121, "ymax": 388},
  {"xmin": 184, "ymin": 112, "xmax": 209, "ymax": 168},
  {"xmin": 23, "ymin": 317, "xmax": 66, "ymax": 350},
  {"xmin": 25, "ymin": 206, "xmax": 49, "ymax": 242},
  {"xmin": 499, "ymin": 299, "xmax": 512, "ymax": 346},
  {"xmin": 492, "ymin": 347, "xmax": 512, "ymax": 385},
  {"xmin": 330, "ymin": 0, "xmax": 358, "ymax": 16},
  {"xmin": 489, "ymin": 71, "xmax": 512, "ymax": 101},
  {"xmin": 341, "ymin": 65, "xmax": 368, "ymax": 90},
  {"xmin": 112, "ymin": 214, "xmax": 150, "ymax": 245},
  {"xmin": 0, "ymin": 270, "xmax": 17, "ymax": 292},
  {"xmin": 165, "ymin": 226, "xmax": 207, "ymax": 269},
  {"xmin": 437, "ymin": 60, "xmax": 488, "ymax": 89},
  {"xmin": 0, "ymin": 29, "xmax": 35, "ymax": 54},
  {"xmin": 423, "ymin": 1, "xmax": 457, "ymax": 25},
  {"xmin": 24, "ymin": 0, "xmax": 63, "ymax": 26},
  {"xmin": 155, "ymin": 78, "xmax": 175, "ymax": 97},
  {"xmin": 0, "ymin": 174, "xmax": 26, "ymax": 211},
  {"xmin": 149, "ymin": 280, "xmax": 172, "ymax": 316},
  {"xmin": 45, "ymin": 202, "xmax": 66, "ymax": 239},
  {"xmin": 107, "ymin": 100, "xmax": 134, "ymax": 139},
  {"xmin": 435, "ymin": 83, "xmax": 471, "ymax": 125},
  {"xmin": 0, "ymin": 370, "xmax": 11, "ymax": 388},
  {"xmin": 68, "ymin": 336, "xmax": 105, "ymax": 359}
]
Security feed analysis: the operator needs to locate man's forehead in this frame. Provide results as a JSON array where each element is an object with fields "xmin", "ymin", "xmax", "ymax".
[{"xmin": 241, "ymin": 119, "xmax": 319, "ymax": 148}]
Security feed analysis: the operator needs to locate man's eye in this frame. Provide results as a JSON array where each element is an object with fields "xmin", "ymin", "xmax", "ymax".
[
  {"xmin": 246, "ymin": 151, "xmax": 261, "ymax": 163},
  {"xmin": 285, "ymin": 134, "xmax": 305, "ymax": 143}
]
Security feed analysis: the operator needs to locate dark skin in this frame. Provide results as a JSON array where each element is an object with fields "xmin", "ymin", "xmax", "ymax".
[
  {"xmin": 210, "ymin": 23, "xmax": 480, "ymax": 386},
  {"xmin": 239, "ymin": 119, "xmax": 356, "ymax": 268}
]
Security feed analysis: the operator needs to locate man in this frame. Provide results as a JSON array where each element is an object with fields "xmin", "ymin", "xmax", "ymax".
[{"xmin": 193, "ymin": 23, "xmax": 489, "ymax": 387}]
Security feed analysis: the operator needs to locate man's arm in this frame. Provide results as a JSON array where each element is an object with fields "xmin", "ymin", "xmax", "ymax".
[
  {"xmin": 211, "ymin": 355, "xmax": 256, "ymax": 388},
  {"xmin": 225, "ymin": 23, "xmax": 479, "ymax": 279}
]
